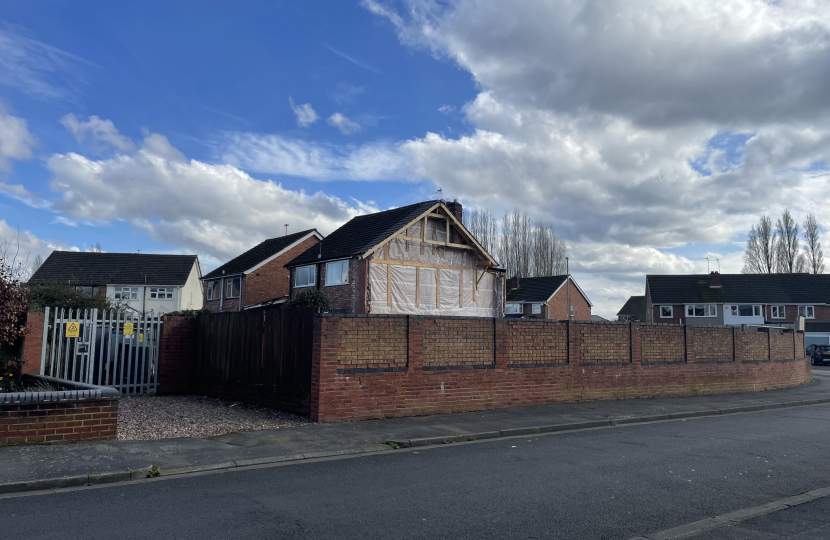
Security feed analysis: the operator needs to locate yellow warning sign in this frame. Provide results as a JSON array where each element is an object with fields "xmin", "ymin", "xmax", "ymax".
[
  {"xmin": 139, "ymin": 333, "xmax": 144, "ymax": 342},
  {"xmin": 66, "ymin": 322, "xmax": 80, "ymax": 338},
  {"xmin": 123, "ymin": 322, "xmax": 134, "ymax": 335}
]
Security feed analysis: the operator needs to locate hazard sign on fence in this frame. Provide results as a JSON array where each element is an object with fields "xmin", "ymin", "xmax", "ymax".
[
  {"xmin": 123, "ymin": 322, "xmax": 134, "ymax": 335},
  {"xmin": 66, "ymin": 321, "xmax": 80, "ymax": 338}
]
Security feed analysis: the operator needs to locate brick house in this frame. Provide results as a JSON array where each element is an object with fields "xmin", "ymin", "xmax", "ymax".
[
  {"xmin": 645, "ymin": 273, "xmax": 830, "ymax": 345},
  {"xmin": 202, "ymin": 229, "xmax": 322, "ymax": 312},
  {"xmin": 504, "ymin": 275, "xmax": 592, "ymax": 320},
  {"xmin": 616, "ymin": 295, "xmax": 646, "ymax": 322},
  {"xmin": 285, "ymin": 200, "xmax": 505, "ymax": 316}
]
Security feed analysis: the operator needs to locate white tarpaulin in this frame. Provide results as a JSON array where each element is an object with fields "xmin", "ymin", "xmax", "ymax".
[{"xmin": 368, "ymin": 237, "xmax": 502, "ymax": 317}]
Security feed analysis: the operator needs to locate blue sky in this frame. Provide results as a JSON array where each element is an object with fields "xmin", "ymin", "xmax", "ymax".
[{"xmin": 1, "ymin": 1, "xmax": 828, "ymax": 318}]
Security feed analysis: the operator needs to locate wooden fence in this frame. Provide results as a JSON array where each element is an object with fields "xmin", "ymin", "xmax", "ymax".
[{"xmin": 191, "ymin": 308, "xmax": 315, "ymax": 415}]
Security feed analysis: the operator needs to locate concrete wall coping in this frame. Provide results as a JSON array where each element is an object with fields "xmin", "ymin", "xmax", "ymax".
[{"xmin": 0, "ymin": 375, "xmax": 120, "ymax": 405}]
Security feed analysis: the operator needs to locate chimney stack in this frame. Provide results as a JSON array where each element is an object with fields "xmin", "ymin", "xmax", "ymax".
[
  {"xmin": 446, "ymin": 200, "xmax": 463, "ymax": 222},
  {"xmin": 508, "ymin": 276, "xmax": 521, "ymax": 290},
  {"xmin": 709, "ymin": 271, "xmax": 722, "ymax": 288}
]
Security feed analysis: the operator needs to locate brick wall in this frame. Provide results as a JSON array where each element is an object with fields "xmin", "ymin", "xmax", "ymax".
[
  {"xmin": 0, "ymin": 398, "xmax": 118, "ymax": 444},
  {"xmin": 21, "ymin": 312, "xmax": 45, "ymax": 375},
  {"xmin": 156, "ymin": 316, "xmax": 197, "ymax": 394},
  {"xmin": 336, "ymin": 317, "xmax": 407, "ymax": 369},
  {"xmin": 246, "ymin": 235, "xmax": 320, "ymax": 306},
  {"xmin": 311, "ymin": 316, "xmax": 811, "ymax": 423},
  {"xmin": 742, "ymin": 331, "xmax": 769, "ymax": 361},
  {"xmin": 547, "ymin": 279, "xmax": 592, "ymax": 320},
  {"xmin": 771, "ymin": 330, "xmax": 796, "ymax": 361}
]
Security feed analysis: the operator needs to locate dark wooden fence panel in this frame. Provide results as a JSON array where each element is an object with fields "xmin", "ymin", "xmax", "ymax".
[{"xmin": 190, "ymin": 308, "xmax": 314, "ymax": 415}]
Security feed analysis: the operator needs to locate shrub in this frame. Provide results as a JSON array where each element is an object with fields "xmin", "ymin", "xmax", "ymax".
[
  {"xmin": 26, "ymin": 282, "xmax": 125, "ymax": 313},
  {"xmin": 283, "ymin": 289, "xmax": 329, "ymax": 312},
  {"xmin": 164, "ymin": 308, "xmax": 212, "ymax": 317}
]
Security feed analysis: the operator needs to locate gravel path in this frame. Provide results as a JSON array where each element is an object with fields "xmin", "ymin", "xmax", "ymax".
[{"xmin": 117, "ymin": 395, "xmax": 313, "ymax": 441}]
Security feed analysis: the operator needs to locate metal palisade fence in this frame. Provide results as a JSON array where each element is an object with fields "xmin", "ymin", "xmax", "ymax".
[{"xmin": 40, "ymin": 307, "xmax": 163, "ymax": 394}]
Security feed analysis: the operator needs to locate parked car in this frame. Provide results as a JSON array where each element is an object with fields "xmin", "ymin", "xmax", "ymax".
[{"xmin": 807, "ymin": 344, "xmax": 830, "ymax": 366}]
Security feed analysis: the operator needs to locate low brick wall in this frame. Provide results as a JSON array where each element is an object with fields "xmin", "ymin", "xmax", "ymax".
[
  {"xmin": 311, "ymin": 316, "xmax": 810, "ymax": 423},
  {"xmin": 1, "ymin": 398, "xmax": 118, "ymax": 444}
]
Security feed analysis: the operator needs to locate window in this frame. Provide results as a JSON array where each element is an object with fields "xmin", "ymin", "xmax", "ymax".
[
  {"xmin": 206, "ymin": 280, "xmax": 220, "ymax": 300},
  {"xmin": 771, "ymin": 305, "xmax": 785, "ymax": 319},
  {"xmin": 798, "ymin": 306, "xmax": 815, "ymax": 319},
  {"xmin": 75, "ymin": 286, "xmax": 100, "ymax": 296},
  {"xmin": 226, "ymin": 277, "xmax": 241, "ymax": 298},
  {"xmin": 295, "ymin": 265, "xmax": 316, "ymax": 287},
  {"xmin": 150, "ymin": 287, "xmax": 174, "ymax": 299},
  {"xmin": 325, "ymin": 260, "xmax": 349, "ymax": 286},
  {"xmin": 114, "ymin": 287, "xmax": 138, "ymax": 300},
  {"xmin": 686, "ymin": 304, "xmax": 717, "ymax": 317},
  {"xmin": 660, "ymin": 306, "xmax": 673, "ymax": 318},
  {"xmin": 729, "ymin": 305, "xmax": 761, "ymax": 317},
  {"xmin": 506, "ymin": 303, "xmax": 522, "ymax": 314},
  {"xmin": 531, "ymin": 303, "xmax": 542, "ymax": 314}
]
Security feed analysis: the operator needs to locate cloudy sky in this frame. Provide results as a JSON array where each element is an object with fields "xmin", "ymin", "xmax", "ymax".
[{"xmin": 1, "ymin": 0, "xmax": 828, "ymax": 318}]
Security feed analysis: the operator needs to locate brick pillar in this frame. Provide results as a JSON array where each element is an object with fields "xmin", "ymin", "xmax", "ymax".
[
  {"xmin": 156, "ymin": 316, "xmax": 196, "ymax": 394},
  {"xmin": 311, "ymin": 316, "xmax": 341, "ymax": 422},
  {"xmin": 630, "ymin": 323, "xmax": 642, "ymax": 365},
  {"xmin": 684, "ymin": 326, "xmax": 694, "ymax": 363},
  {"xmin": 733, "ymin": 327, "xmax": 743, "ymax": 363},
  {"xmin": 21, "ymin": 312, "xmax": 45, "ymax": 375},
  {"xmin": 567, "ymin": 321, "xmax": 581, "ymax": 366}
]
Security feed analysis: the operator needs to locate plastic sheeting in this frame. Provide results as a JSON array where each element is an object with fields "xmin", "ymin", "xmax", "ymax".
[{"xmin": 368, "ymin": 237, "xmax": 502, "ymax": 317}]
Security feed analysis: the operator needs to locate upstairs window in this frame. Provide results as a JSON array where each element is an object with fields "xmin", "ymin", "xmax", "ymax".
[
  {"xmin": 114, "ymin": 287, "xmax": 139, "ymax": 300},
  {"xmin": 531, "ymin": 303, "xmax": 542, "ymax": 314},
  {"xmin": 729, "ymin": 305, "xmax": 761, "ymax": 317},
  {"xmin": 325, "ymin": 260, "xmax": 349, "ymax": 286},
  {"xmin": 150, "ymin": 287, "xmax": 174, "ymax": 299},
  {"xmin": 771, "ymin": 305, "xmax": 785, "ymax": 319},
  {"xmin": 686, "ymin": 304, "xmax": 717, "ymax": 317},
  {"xmin": 506, "ymin": 303, "xmax": 522, "ymax": 314},
  {"xmin": 295, "ymin": 265, "xmax": 316, "ymax": 287},
  {"xmin": 660, "ymin": 306, "xmax": 673, "ymax": 318},
  {"xmin": 798, "ymin": 306, "xmax": 815, "ymax": 319},
  {"xmin": 206, "ymin": 280, "xmax": 220, "ymax": 300},
  {"xmin": 226, "ymin": 277, "xmax": 241, "ymax": 298}
]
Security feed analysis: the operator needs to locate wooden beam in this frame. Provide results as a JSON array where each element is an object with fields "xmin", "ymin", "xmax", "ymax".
[
  {"xmin": 415, "ymin": 267, "xmax": 420, "ymax": 307},
  {"xmin": 420, "ymin": 216, "xmax": 425, "ymax": 255},
  {"xmin": 386, "ymin": 261, "xmax": 391, "ymax": 307},
  {"xmin": 371, "ymin": 259, "xmax": 472, "ymax": 271},
  {"xmin": 446, "ymin": 218, "xmax": 450, "ymax": 247},
  {"xmin": 472, "ymin": 263, "xmax": 476, "ymax": 302},
  {"xmin": 426, "ymin": 212, "xmax": 446, "ymax": 219}
]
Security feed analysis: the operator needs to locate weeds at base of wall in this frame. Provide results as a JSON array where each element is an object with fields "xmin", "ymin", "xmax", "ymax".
[
  {"xmin": 146, "ymin": 465, "xmax": 161, "ymax": 478},
  {"xmin": 379, "ymin": 440, "xmax": 400, "ymax": 449}
]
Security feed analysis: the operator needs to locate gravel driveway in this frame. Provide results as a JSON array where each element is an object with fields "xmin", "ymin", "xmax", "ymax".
[{"xmin": 117, "ymin": 395, "xmax": 313, "ymax": 441}]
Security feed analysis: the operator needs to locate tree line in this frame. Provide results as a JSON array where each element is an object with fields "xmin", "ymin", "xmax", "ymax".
[
  {"xmin": 743, "ymin": 210, "xmax": 824, "ymax": 274},
  {"xmin": 463, "ymin": 207, "xmax": 567, "ymax": 278}
]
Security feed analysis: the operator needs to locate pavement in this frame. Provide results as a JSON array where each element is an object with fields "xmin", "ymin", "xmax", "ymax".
[
  {"xmin": 1, "ymin": 375, "xmax": 829, "ymax": 495},
  {"xmin": 691, "ymin": 496, "xmax": 830, "ymax": 539},
  {"xmin": 1, "ymin": 404, "xmax": 828, "ymax": 539}
]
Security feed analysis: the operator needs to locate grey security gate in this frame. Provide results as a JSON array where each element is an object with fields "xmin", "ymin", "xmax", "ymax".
[{"xmin": 40, "ymin": 307, "xmax": 163, "ymax": 394}]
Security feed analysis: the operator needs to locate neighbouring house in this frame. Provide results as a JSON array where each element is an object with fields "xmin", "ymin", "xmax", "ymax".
[
  {"xmin": 617, "ymin": 295, "xmax": 646, "ymax": 322},
  {"xmin": 504, "ymin": 275, "xmax": 592, "ymax": 320},
  {"xmin": 29, "ymin": 251, "xmax": 203, "ymax": 314},
  {"xmin": 201, "ymin": 229, "xmax": 322, "ymax": 312},
  {"xmin": 645, "ymin": 272, "xmax": 830, "ymax": 344},
  {"xmin": 591, "ymin": 314, "xmax": 608, "ymax": 322},
  {"xmin": 285, "ymin": 200, "xmax": 505, "ymax": 316}
]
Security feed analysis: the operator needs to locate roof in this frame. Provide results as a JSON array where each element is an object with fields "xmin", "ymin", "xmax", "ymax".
[
  {"xmin": 591, "ymin": 314, "xmax": 609, "ymax": 322},
  {"xmin": 646, "ymin": 274, "xmax": 830, "ymax": 305},
  {"xmin": 617, "ymin": 295, "xmax": 646, "ymax": 316},
  {"xmin": 506, "ymin": 275, "xmax": 568, "ymax": 302},
  {"xmin": 29, "ymin": 251, "xmax": 198, "ymax": 286},
  {"xmin": 286, "ymin": 201, "xmax": 442, "ymax": 267},
  {"xmin": 203, "ymin": 229, "xmax": 319, "ymax": 280}
]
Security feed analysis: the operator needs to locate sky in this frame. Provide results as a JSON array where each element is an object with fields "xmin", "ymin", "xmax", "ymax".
[{"xmin": 1, "ymin": 0, "xmax": 829, "ymax": 319}]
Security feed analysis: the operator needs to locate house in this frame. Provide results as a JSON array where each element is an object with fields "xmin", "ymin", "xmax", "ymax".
[
  {"xmin": 285, "ymin": 200, "xmax": 505, "ymax": 316},
  {"xmin": 29, "ymin": 251, "xmax": 203, "ymax": 314},
  {"xmin": 504, "ymin": 275, "xmax": 592, "ymax": 320},
  {"xmin": 617, "ymin": 295, "xmax": 646, "ymax": 322},
  {"xmin": 201, "ymin": 229, "xmax": 322, "ymax": 312},
  {"xmin": 645, "ymin": 272, "xmax": 830, "ymax": 345}
]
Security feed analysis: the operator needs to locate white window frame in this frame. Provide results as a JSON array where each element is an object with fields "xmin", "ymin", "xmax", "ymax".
[
  {"xmin": 325, "ymin": 260, "xmax": 349, "ymax": 286},
  {"xmin": 114, "ymin": 287, "xmax": 139, "ymax": 300},
  {"xmin": 798, "ymin": 305, "xmax": 815, "ymax": 319},
  {"xmin": 770, "ymin": 305, "xmax": 785, "ymax": 319},
  {"xmin": 295, "ymin": 265, "xmax": 316, "ymax": 288},
  {"xmin": 206, "ymin": 280, "xmax": 220, "ymax": 300},
  {"xmin": 225, "ymin": 277, "xmax": 241, "ymax": 298},
  {"xmin": 149, "ymin": 287, "xmax": 174, "ymax": 299},
  {"xmin": 506, "ymin": 303, "xmax": 522, "ymax": 314},
  {"xmin": 531, "ymin": 303, "xmax": 542, "ymax": 314},
  {"xmin": 686, "ymin": 304, "xmax": 717, "ymax": 317},
  {"xmin": 659, "ymin": 306, "xmax": 673, "ymax": 318}
]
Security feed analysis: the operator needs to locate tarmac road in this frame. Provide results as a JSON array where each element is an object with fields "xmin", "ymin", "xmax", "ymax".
[{"xmin": 2, "ymin": 404, "xmax": 828, "ymax": 540}]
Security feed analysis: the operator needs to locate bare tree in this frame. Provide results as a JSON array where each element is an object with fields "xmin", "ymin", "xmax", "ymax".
[
  {"xmin": 742, "ymin": 216, "xmax": 777, "ymax": 273},
  {"xmin": 776, "ymin": 209, "xmax": 801, "ymax": 273},
  {"xmin": 462, "ymin": 208, "xmax": 499, "ymax": 257},
  {"xmin": 802, "ymin": 213, "xmax": 825, "ymax": 274},
  {"xmin": 30, "ymin": 254, "xmax": 43, "ymax": 276},
  {"xmin": 531, "ymin": 222, "xmax": 567, "ymax": 276},
  {"xmin": 90, "ymin": 243, "xmax": 103, "ymax": 253}
]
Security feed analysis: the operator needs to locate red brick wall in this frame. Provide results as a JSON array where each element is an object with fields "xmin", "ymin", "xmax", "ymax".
[
  {"xmin": 742, "ymin": 331, "xmax": 769, "ymax": 361},
  {"xmin": 156, "ymin": 316, "xmax": 197, "ymax": 394},
  {"xmin": 547, "ymin": 279, "xmax": 592, "ymax": 320},
  {"xmin": 245, "ymin": 235, "xmax": 320, "ymax": 306},
  {"xmin": 311, "ymin": 317, "xmax": 811, "ymax": 423},
  {"xmin": 290, "ymin": 258, "xmax": 367, "ymax": 314},
  {"xmin": 0, "ymin": 398, "xmax": 118, "ymax": 444},
  {"xmin": 21, "ymin": 312, "xmax": 45, "ymax": 375}
]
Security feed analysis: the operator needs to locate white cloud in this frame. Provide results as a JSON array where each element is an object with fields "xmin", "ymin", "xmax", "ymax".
[
  {"xmin": 60, "ymin": 114, "xmax": 135, "ymax": 152},
  {"xmin": 0, "ymin": 219, "xmax": 79, "ymax": 277},
  {"xmin": 327, "ymin": 112, "xmax": 361, "ymax": 134},
  {"xmin": 289, "ymin": 97, "xmax": 319, "ymax": 127},
  {"xmin": 438, "ymin": 105, "xmax": 453, "ymax": 115},
  {"xmin": 45, "ymin": 125, "xmax": 378, "ymax": 261},
  {"xmin": 0, "ymin": 104, "xmax": 35, "ymax": 172}
]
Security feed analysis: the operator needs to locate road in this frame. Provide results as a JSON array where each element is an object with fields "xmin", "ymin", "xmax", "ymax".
[{"xmin": 3, "ymin": 404, "xmax": 828, "ymax": 540}]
